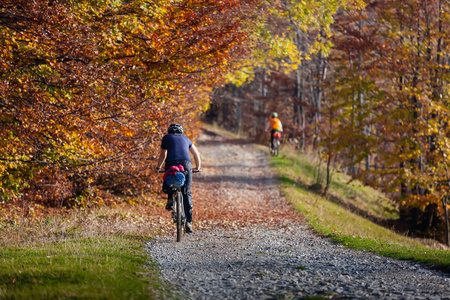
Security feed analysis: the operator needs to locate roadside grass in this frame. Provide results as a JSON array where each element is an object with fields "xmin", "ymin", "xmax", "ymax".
[
  {"xmin": 0, "ymin": 236, "xmax": 164, "ymax": 299},
  {"xmin": 0, "ymin": 206, "xmax": 172, "ymax": 299},
  {"xmin": 276, "ymin": 147, "xmax": 397, "ymax": 220},
  {"xmin": 270, "ymin": 146, "xmax": 450, "ymax": 272}
]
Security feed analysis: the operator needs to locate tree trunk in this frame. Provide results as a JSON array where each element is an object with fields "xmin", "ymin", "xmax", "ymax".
[
  {"xmin": 313, "ymin": 48, "xmax": 325, "ymax": 148},
  {"xmin": 323, "ymin": 106, "xmax": 334, "ymax": 196},
  {"xmin": 296, "ymin": 63, "xmax": 306, "ymax": 152},
  {"xmin": 443, "ymin": 193, "xmax": 450, "ymax": 246}
]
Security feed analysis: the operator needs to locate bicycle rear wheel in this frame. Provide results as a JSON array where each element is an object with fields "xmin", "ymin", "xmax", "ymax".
[
  {"xmin": 176, "ymin": 190, "xmax": 183, "ymax": 242},
  {"xmin": 274, "ymin": 139, "xmax": 280, "ymax": 156}
]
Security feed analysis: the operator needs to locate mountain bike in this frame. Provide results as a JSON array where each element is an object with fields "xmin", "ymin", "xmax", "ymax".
[
  {"xmin": 160, "ymin": 169, "xmax": 201, "ymax": 242},
  {"xmin": 270, "ymin": 131, "xmax": 281, "ymax": 156}
]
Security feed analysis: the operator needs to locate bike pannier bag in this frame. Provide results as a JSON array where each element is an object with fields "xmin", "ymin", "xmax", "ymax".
[{"xmin": 165, "ymin": 171, "xmax": 186, "ymax": 188}]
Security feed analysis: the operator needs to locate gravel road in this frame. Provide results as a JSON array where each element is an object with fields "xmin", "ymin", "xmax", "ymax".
[{"xmin": 147, "ymin": 128, "xmax": 450, "ymax": 299}]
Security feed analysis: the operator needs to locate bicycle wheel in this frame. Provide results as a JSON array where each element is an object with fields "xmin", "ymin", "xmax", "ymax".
[
  {"xmin": 176, "ymin": 190, "xmax": 183, "ymax": 242},
  {"xmin": 274, "ymin": 139, "xmax": 280, "ymax": 156}
]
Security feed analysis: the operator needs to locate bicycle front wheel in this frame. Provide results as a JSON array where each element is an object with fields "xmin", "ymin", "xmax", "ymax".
[{"xmin": 176, "ymin": 190, "xmax": 183, "ymax": 242}]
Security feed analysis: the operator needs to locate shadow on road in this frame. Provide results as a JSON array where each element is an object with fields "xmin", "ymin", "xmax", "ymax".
[
  {"xmin": 194, "ymin": 174, "xmax": 278, "ymax": 188},
  {"xmin": 198, "ymin": 128, "xmax": 256, "ymax": 146},
  {"xmin": 197, "ymin": 138, "xmax": 254, "ymax": 147},
  {"xmin": 202, "ymin": 164, "xmax": 268, "ymax": 170}
]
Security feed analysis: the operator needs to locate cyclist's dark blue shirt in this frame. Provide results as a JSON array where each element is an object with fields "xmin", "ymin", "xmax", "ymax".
[{"xmin": 161, "ymin": 134, "xmax": 192, "ymax": 162}]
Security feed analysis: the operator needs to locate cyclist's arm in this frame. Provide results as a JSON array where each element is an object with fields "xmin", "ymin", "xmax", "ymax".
[
  {"xmin": 156, "ymin": 148, "xmax": 167, "ymax": 170},
  {"xmin": 279, "ymin": 122, "xmax": 283, "ymax": 132},
  {"xmin": 189, "ymin": 144, "xmax": 201, "ymax": 171}
]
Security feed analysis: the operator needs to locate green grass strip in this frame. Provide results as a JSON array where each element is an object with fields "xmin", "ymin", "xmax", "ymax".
[
  {"xmin": 270, "ymin": 147, "xmax": 450, "ymax": 273},
  {"xmin": 330, "ymin": 234, "xmax": 450, "ymax": 270},
  {"xmin": 0, "ymin": 235, "xmax": 167, "ymax": 299}
]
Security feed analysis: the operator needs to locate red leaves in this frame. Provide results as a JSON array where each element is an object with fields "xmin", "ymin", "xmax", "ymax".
[{"xmin": 0, "ymin": 0, "xmax": 254, "ymax": 204}]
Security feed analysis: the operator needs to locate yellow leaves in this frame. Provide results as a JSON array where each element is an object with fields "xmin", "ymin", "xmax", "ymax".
[
  {"xmin": 426, "ymin": 120, "xmax": 440, "ymax": 135},
  {"xmin": 226, "ymin": 66, "xmax": 254, "ymax": 87},
  {"xmin": 233, "ymin": 0, "xmax": 352, "ymax": 80}
]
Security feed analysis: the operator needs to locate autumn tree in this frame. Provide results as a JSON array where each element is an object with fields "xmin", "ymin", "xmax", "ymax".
[
  {"xmin": 327, "ymin": 0, "xmax": 450, "ymax": 243},
  {"xmin": 0, "ymin": 0, "xmax": 253, "ymax": 206}
]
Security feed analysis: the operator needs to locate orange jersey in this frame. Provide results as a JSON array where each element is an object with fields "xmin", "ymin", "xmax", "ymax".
[{"xmin": 269, "ymin": 117, "xmax": 282, "ymax": 131}]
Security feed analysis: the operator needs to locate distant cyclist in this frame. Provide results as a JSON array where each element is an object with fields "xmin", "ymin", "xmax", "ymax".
[
  {"xmin": 265, "ymin": 112, "xmax": 283, "ymax": 149},
  {"xmin": 155, "ymin": 123, "xmax": 201, "ymax": 233}
]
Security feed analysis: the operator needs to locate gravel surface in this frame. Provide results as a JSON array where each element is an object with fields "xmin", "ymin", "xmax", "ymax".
[{"xmin": 147, "ymin": 128, "xmax": 450, "ymax": 299}]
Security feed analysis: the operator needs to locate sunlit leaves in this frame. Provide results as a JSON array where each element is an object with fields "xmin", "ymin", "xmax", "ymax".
[
  {"xmin": 0, "ymin": 0, "xmax": 252, "ymax": 202},
  {"xmin": 226, "ymin": 0, "xmax": 366, "ymax": 89}
]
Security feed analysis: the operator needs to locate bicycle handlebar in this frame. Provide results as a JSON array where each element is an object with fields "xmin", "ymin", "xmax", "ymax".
[{"xmin": 158, "ymin": 168, "xmax": 202, "ymax": 173}]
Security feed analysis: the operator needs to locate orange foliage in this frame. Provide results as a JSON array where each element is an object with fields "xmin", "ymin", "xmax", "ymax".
[{"xmin": 0, "ymin": 0, "xmax": 256, "ymax": 206}]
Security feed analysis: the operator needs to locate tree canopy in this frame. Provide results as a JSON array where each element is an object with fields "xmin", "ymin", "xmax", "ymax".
[{"xmin": 0, "ymin": 0, "xmax": 254, "ymax": 205}]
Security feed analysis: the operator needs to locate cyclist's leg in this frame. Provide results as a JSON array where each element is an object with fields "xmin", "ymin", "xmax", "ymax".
[
  {"xmin": 163, "ymin": 165, "xmax": 173, "ymax": 210},
  {"xmin": 165, "ymin": 192, "xmax": 174, "ymax": 210},
  {"xmin": 163, "ymin": 162, "xmax": 177, "ymax": 210},
  {"xmin": 270, "ymin": 129, "xmax": 275, "ymax": 149},
  {"xmin": 179, "ymin": 161, "xmax": 193, "ymax": 223}
]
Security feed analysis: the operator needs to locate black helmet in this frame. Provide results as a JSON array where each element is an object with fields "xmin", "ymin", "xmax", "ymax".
[{"xmin": 168, "ymin": 123, "xmax": 183, "ymax": 134}]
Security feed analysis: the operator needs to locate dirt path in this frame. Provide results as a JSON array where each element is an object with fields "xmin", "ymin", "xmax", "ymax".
[
  {"xmin": 191, "ymin": 128, "xmax": 299, "ymax": 229},
  {"xmin": 147, "ymin": 128, "xmax": 450, "ymax": 300}
]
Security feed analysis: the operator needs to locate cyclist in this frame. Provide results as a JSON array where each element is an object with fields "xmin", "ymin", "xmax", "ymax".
[
  {"xmin": 265, "ymin": 112, "xmax": 283, "ymax": 150},
  {"xmin": 155, "ymin": 123, "xmax": 201, "ymax": 233}
]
